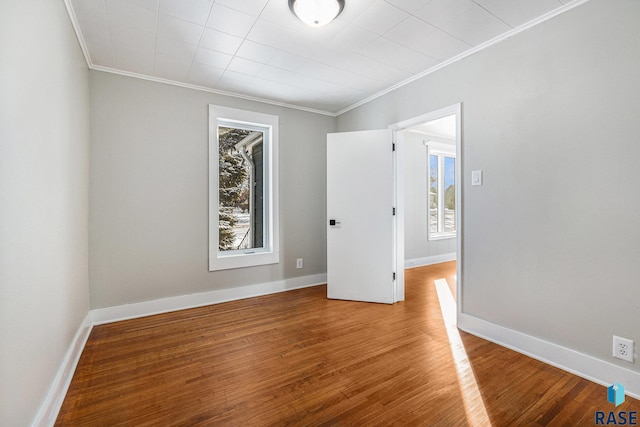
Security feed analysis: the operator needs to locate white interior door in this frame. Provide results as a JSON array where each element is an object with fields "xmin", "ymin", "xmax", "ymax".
[{"xmin": 327, "ymin": 129, "xmax": 396, "ymax": 304}]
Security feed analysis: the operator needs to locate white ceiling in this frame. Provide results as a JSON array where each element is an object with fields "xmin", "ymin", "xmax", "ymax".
[
  {"xmin": 67, "ymin": 0, "xmax": 581, "ymax": 115},
  {"xmin": 411, "ymin": 114, "xmax": 456, "ymax": 140}
]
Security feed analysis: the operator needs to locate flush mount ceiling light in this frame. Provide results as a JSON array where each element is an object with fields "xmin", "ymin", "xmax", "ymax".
[{"xmin": 288, "ymin": 0, "xmax": 345, "ymax": 27}]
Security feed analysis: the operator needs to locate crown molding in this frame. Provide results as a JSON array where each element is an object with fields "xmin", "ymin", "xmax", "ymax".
[
  {"xmin": 89, "ymin": 65, "xmax": 338, "ymax": 117},
  {"xmin": 62, "ymin": 0, "xmax": 92, "ymax": 69},
  {"xmin": 335, "ymin": 0, "xmax": 592, "ymax": 116},
  {"xmin": 63, "ymin": 0, "xmax": 591, "ymax": 118}
]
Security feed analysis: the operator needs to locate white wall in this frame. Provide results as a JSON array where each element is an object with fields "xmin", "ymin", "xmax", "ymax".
[
  {"xmin": 0, "ymin": 1, "xmax": 90, "ymax": 425},
  {"xmin": 338, "ymin": 0, "xmax": 640, "ymax": 373},
  {"xmin": 403, "ymin": 131, "xmax": 456, "ymax": 265},
  {"xmin": 89, "ymin": 72, "xmax": 334, "ymax": 309}
]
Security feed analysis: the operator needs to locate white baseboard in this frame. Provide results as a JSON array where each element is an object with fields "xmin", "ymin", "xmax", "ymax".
[
  {"xmin": 34, "ymin": 275, "xmax": 326, "ymax": 425},
  {"xmin": 405, "ymin": 253, "xmax": 456, "ymax": 269},
  {"xmin": 32, "ymin": 313, "xmax": 93, "ymax": 427},
  {"xmin": 38, "ymin": 278, "xmax": 638, "ymax": 426},
  {"xmin": 91, "ymin": 273, "xmax": 327, "ymax": 325},
  {"xmin": 458, "ymin": 313, "xmax": 640, "ymax": 400}
]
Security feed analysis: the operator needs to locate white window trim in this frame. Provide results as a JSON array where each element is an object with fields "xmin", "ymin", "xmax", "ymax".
[
  {"xmin": 209, "ymin": 105, "xmax": 279, "ymax": 271},
  {"xmin": 427, "ymin": 144, "xmax": 456, "ymax": 241}
]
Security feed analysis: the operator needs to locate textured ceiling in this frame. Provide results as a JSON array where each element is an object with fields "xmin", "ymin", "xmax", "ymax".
[{"xmin": 67, "ymin": 0, "xmax": 581, "ymax": 115}]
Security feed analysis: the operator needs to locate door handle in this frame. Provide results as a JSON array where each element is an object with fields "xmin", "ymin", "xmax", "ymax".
[{"xmin": 329, "ymin": 219, "xmax": 341, "ymax": 226}]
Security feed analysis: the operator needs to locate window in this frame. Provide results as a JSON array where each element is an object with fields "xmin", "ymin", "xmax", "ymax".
[
  {"xmin": 209, "ymin": 105, "xmax": 279, "ymax": 271},
  {"xmin": 428, "ymin": 148, "xmax": 456, "ymax": 240}
]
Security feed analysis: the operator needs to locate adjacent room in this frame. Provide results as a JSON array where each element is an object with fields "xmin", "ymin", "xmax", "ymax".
[{"xmin": 2, "ymin": 0, "xmax": 639, "ymax": 425}]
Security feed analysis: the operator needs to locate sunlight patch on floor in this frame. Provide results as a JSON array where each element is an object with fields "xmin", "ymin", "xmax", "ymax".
[{"xmin": 434, "ymin": 278, "xmax": 492, "ymax": 427}]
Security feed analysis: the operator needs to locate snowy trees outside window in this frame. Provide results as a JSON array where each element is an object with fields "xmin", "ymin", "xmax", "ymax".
[{"xmin": 218, "ymin": 126, "xmax": 252, "ymax": 251}]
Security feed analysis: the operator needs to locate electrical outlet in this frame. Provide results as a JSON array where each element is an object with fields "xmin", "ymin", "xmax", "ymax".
[
  {"xmin": 296, "ymin": 258, "xmax": 303, "ymax": 269},
  {"xmin": 613, "ymin": 335, "xmax": 634, "ymax": 363}
]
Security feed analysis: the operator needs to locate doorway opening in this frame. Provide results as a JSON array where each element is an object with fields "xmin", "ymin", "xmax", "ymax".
[{"xmin": 391, "ymin": 104, "xmax": 462, "ymax": 316}]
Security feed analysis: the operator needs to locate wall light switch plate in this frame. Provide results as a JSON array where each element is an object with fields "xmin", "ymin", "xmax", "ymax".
[{"xmin": 472, "ymin": 170, "xmax": 483, "ymax": 186}]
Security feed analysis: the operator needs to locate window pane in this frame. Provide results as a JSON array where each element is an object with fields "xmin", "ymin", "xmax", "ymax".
[
  {"xmin": 429, "ymin": 154, "xmax": 438, "ymax": 234},
  {"xmin": 218, "ymin": 126, "xmax": 264, "ymax": 252},
  {"xmin": 444, "ymin": 156, "xmax": 456, "ymax": 233}
]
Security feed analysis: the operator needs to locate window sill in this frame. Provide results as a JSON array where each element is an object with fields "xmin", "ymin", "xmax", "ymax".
[
  {"xmin": 428, "ymin": 233, "xmax": 456, "ymax": 241},
  {"xmin": 209, "ymin": 251, "xmax": 279, "ymax": 271}
]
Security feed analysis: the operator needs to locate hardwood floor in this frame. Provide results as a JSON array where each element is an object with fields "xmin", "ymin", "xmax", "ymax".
[{"xmin": 56, "ymin": 262, "xmax": 639, "ymax": 425}]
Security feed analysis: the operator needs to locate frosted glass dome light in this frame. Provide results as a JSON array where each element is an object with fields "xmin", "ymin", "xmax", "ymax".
[{"xmin": 289, "ymin": 0, "xmax": 345, "ymax": 27}]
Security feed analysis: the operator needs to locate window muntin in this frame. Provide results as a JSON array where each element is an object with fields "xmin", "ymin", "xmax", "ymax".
[
  {"xmin": 209, "ymin": 105, "xmax": 279, "ymax": 271},
  {"xmin": 428, "ymin": 149, "xmax": 456, "ymax": 240}
]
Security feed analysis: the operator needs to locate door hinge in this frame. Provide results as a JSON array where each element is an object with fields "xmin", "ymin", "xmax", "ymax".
[
  {"xmin": 392, "ymin": 142, "xmax": 396, "ymax": 151},
  {"xmin": 393, "ymin": 272, "xmax": 396, "ymax": 280},
  {"xmin": 393, "ymin": 207, "xmax": 396, "ymax": 216}
]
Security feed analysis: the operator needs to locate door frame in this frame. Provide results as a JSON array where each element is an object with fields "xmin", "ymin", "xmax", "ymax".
[{"xmin": 389, "ymin": 103, "xmax": 462, "ymax": 318}]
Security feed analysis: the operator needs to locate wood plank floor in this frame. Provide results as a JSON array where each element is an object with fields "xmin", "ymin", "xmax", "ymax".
[{"xmin": 56, "ymin": 262, "xmax": 639, "ymax": 425}]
